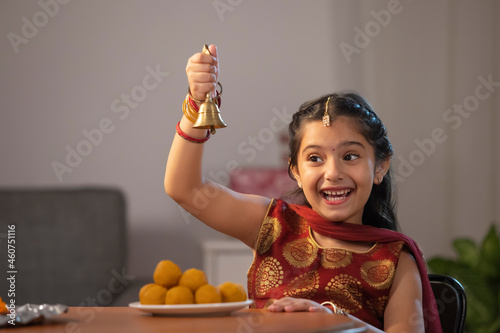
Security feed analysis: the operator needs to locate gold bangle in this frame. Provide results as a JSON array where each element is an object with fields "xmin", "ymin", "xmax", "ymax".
[
  {"xmin": 320, "ymin": 301, "xmax": 347, "ymax": 316},
  {"xmin": 182, "ymin": 97, "xmax": 198, "ymax": 123}
]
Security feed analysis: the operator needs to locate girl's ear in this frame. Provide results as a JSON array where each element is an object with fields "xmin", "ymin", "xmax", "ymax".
[
  {"xmin": 374, "ymin": 158, "xmax": 390, "ymax": 185},
  {"xmin": 290, "ymin": 164, "xmax": 302, "ymax": 188}
]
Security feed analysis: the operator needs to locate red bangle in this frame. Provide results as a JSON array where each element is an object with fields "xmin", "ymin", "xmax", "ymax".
[
  {"xmin": 176, "ymin": 121, "xmax": 210, "ymax": 143},
  {"xmin": 188, "ymin": 95, "xmax": 200, "ymax": 112}
]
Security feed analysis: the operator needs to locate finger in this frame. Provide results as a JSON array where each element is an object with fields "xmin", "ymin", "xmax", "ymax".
[
  {"xmin": 268, "ymin": 297, "xmax": 290, "ymax": 307},
  {"xmin": 189, "ymin": 82, "xmax": 217, "ymax": 95},
  {"xmin": 267, "ymin": 303, "xmax": 284, "ymax": 312},
  {"xmin": 207, "ymin": 45, "xmax": 219, "ymax": 81},
  {"xmin": 189, "ymin": 52, "xmax": 217, "ymax": 65},
  {"xmin": 208, "ymin": 44, "xmax": 217, "ymax": 59},
  {"xmin": 187, "ymin": 63, "xmax": 216, "ymax": 74},
  {"xmin": 186, "ymin": 56, "xmax": 218, "ymax": 89},
  {"xmin": 188, "ymin": 72, "xmax": 217, "ymax": 84},
  {"xmin": 276, "ymin": 298, "xmax": 314, "ymax": 312},
  {"xmin": 267, "ymin": 298, "xmax": 289, "ymax": 312},
  {"xmin": 283, "ymin": 302, "xmax": 309, "ymax": 312},
  {"xmin": 308, "ymin": 305, "xmax": 326, "ymax": 313}
]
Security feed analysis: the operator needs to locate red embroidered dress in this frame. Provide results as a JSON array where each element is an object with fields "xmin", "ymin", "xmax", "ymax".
[{"xmin": 248, "ymin": 199, "xmax": 405, "ymax": 329}]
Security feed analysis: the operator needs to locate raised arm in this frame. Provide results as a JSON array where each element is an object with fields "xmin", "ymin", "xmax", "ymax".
[{"xmin": 164, "ymin": 45, "xmax": 271, "ymax": 248}]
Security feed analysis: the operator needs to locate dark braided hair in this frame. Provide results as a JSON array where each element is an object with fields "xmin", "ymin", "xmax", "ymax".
[{"xmin": 286, "ymin": 91, "xmax": 399, "ymax": 232}]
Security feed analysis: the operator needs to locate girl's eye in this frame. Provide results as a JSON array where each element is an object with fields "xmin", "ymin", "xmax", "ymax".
[
  {"xmin": 344, "ymin": 153, "xmax": 359, "ymax": 161},
  {"xmin": 308, "ymin": 155, "xmax": 323, "ymax": 163}
]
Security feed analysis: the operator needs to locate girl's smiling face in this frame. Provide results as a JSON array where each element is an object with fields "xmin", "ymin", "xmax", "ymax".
[{"xmin": 291, "ymin": 116, "xmax": 389, "ymax": 225}]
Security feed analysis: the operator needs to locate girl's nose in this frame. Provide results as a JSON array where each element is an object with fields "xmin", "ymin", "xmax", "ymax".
[{"xmin": 324, "ymin": 158, "xmax": 344, "ymax": 181}]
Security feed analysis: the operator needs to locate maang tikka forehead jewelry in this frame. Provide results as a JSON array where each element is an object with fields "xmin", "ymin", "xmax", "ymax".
[{"xmin": 323, "ymin": 96, "xmax": 331, "ymax": 126}]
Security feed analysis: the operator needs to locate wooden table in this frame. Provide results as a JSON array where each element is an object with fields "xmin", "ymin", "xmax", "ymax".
[{"xmin": 9, "ymin": 307, "xmax": 367, "ymax": 333}]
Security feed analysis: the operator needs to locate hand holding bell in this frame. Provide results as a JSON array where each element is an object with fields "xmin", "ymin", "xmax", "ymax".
[{"xmin": 192, "ymin": 45, "xmax": 227, "ymax": 134}]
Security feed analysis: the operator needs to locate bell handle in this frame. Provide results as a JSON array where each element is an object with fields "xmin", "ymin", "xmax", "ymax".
[{"xmin": 202, "ymin": 44, "xmax": 211, "ymax": 56}]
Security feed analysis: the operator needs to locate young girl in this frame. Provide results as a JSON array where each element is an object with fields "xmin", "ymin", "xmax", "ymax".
[{"xmin": 165, "ymin": 45, "xmax": 441, "ymax": 333}]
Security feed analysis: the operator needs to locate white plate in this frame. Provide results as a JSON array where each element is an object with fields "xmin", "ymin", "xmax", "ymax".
[{"xmin": 129, "ymin": 300, "xmax": 254, "ymax": 317}]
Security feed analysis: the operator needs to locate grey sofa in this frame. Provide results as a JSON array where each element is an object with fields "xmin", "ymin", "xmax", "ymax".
[{"xmin": 0, "ymin": 187, "xmax": 129, "ymax": 306}]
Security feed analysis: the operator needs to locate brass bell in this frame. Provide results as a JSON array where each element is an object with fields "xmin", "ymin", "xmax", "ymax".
[
  {"xmin": 193, "ymin": 92, "xmax": 227, "ymax": 134},
  {"xmin": 192, "ymin": 44, "xmax": 227, "ymax": 134}
]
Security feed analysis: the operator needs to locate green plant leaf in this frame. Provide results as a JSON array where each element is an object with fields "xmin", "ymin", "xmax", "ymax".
[
  {"xmin": 485, "ymin": 315, "xmax": 500, "ymax": 333},
  {"xmin": 427, "ymin": 225, "xmax": 500, "ymax": 332},
  {"xmin": 478, "ymin": 225, "xmax": 500, "ymax": 280},
  {"xmin": 453, "ymin": 266, "xmax": 498, "ymax": 327},
  {"xmin": 426, "ymin": 260, "xmax": 496, "ymax": 325},
  {"xmin": 427, "ymin": 257, "xmax": 459, "ymax": 275},
  {"xmin": 472, "ymin": 315, "xmax": 500, "ymax": 333},
  {"xmin": 453, "ymin": 238, "xmax": 479, "ymax": 268}
]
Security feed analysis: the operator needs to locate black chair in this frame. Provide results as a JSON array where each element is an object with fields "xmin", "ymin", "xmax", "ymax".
[{"xmin": 429, "ymin": 274, "xmax": 467, "ymax": 333}]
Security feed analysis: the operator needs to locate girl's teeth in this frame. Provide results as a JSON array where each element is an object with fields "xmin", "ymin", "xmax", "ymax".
[
  {"xmin": 322, "ymin": 189, "xmax": 351, "ymax": 201},
  {"xmin": 323, "ymin": 189, "xmax": 349, "ymax": 195}
]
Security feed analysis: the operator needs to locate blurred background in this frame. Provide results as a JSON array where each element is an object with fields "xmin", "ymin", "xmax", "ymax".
[{"xmin": 1, "ymin": 0, "xmax": 499, "ymax": 306}]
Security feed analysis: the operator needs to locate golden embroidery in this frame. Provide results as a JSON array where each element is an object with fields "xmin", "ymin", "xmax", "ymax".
[
  {"xmin": 388, "ymin": 241, "xmax": 404, "ymax": 256},
  {"xmin": 283, "ymin": 238, "xmax": 318, "ymax": 268},
  {"xmin": 257, "ymin": 217, "xmax": 282, "ymax": 255},
  {"xmin": 287, "ymin": 215, "xmax": 308, "ymax": 235},
  {"xmin": 360, "ymin": 260, "xmax": 395, "ymax": 290},
  {"xmin": 255, "ymin": 257, "xmax": 284, "ymax": 297},
  {"xmin": 250, "ymin": 200, "xmax": 405, "ymax": 318},
  {"xmin": 325, "ymin": 274, "xmax": 363, "ymax": 314},
  {"xmin": 321, "ymin": 248, "xmax": 353, "ymax": 269},
  {"xmin": 366, "ymin": 296, "xmax": 389, "ymax": 318},
  {"xmin": 247, "ymin": 262, "xmax": 255, "ymax": 293},
  {"xmin": 283, "ymin": 270, "xmax": 319, "ymax": 299}
]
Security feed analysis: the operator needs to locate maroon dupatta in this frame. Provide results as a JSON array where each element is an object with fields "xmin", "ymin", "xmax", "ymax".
[{"xmin": 289, "ymin": 203, "xmax": 442, "ymax": 333}]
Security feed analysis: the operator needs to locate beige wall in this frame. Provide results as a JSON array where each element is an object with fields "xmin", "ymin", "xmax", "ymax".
[
  {"xmin": 331, "ymin": 1, "xmax": 500, "ymax": 255},
  {"xmin": 1, "ymin": 0, "xmax": 498, "ymax": 278}
]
